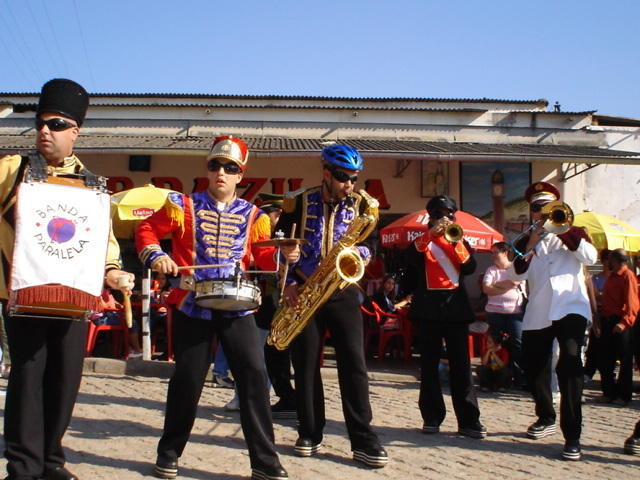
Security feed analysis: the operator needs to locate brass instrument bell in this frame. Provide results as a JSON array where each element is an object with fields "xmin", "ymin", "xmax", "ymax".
[
  {"xmin": 540, "ymin": 201, "xmax": 574, "ymax": 235},
  {"xmin": 444, "ymin": 223, "xmax": 464, "ymax": 243}
]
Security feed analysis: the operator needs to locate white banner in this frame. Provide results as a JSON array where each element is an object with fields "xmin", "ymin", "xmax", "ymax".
[{"xmin": 10, "ymin": 182, "xmax": 111, "ymax": 296}]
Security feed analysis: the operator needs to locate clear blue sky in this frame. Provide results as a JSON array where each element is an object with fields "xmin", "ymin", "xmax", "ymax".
[{"xmin": 1, "ymin": 0, "xmax": 638, "ymax": 118}]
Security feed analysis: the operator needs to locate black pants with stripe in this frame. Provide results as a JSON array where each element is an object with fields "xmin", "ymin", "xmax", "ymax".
[
  {"xmin": 4, "ymin": 315, "xmax": 87, "ymax": 479},
  {"xmin": 157, "ymin": 309, "xmax": 281, "ymax": 471},
  {"xmin": 290, "ymin": 286, "xmax": 381, "ymax": 450}
]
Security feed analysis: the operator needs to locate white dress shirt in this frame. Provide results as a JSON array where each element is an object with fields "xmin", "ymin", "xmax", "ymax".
[{"xmin": 509, "ymin": 233, "xmax": 597, "ymax": 331}]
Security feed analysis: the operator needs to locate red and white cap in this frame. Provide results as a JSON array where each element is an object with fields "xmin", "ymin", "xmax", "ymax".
[{"xmin": 207, "ymin": 135, "xmax": 249, "ymax": 172}]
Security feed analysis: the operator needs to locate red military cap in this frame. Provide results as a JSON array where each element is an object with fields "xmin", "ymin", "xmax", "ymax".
[
  {"xmin": 524, "ymin": 181, "xmax": 561, "ymax": 204},
  {"xmin": 207, "ymin": 135, "xmax": 249, "ymax": 172}
]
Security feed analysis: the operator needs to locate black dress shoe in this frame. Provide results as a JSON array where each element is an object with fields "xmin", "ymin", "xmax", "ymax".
[
  {"xmin": 43, "ymin": 467, "xmax": 78, "ymax": 480},
  {"xmin": 353, "ymin": 445, "xmax": 388, "ymax": 468},
  {"xmin": 293, "ymin": 437, "xmax": 322, "ymax": 457},
  {"xmin": 251, "ymin": 465, "xmax": 288, "ymax": 480},
  {"xmin": 458, "ymin": 422, "xmax": 488, "ymax": 439},
  {"xmin": 624, "ymin": 435, "xmax": 640, "ymax": 455},
  {"xmin": 562, "ymin": 440, "xmax": 582, "ymax": 461},
  {"xmin": 153, "ymin": 456, "xmax": 178, "ymax": 479}
]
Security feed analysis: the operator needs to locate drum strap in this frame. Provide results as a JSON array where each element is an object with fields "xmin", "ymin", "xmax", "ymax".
[{"xmin": 24, "ymin": 152, "xmax": 106, "ymax": 190}]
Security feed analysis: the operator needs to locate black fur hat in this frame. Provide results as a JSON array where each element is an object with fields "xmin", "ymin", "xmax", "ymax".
[{"xmin": 37, "ymin": 78, "xmax": 89, "ymax": 126}]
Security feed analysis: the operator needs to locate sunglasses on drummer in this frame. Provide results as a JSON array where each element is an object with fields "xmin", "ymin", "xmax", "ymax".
[
  {"xmin": 207, "ymin": 160, "xmax": 242, "ymax": 174},
  {"xmin": 329, "ymin": 169, "xmax": 358, "ymax": 184},
  {"xmin": 35, "ymin": 117, "xmax": 77, "ymax": 132}
]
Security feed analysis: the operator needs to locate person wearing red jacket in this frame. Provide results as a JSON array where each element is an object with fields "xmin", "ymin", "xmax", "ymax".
[
  {"xmin": 597, "ymin": 249, "xmax": 639, "ymax": 406},
  {"xmin": 136, "ymin": 136, "xmax": 298, "ymax": 480}
]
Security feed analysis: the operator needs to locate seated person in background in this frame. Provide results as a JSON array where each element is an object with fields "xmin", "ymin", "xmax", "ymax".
[
  {"xmin": 477, "ymin": 330, "xmax": 511, "ymax": 392},
  {"xmin": 91, "ymin": 288, "xmax": 122, "ymax": 326},
  {"xmin": 371, "ymin": 274, "xmax": 412, "ymax": 314}
]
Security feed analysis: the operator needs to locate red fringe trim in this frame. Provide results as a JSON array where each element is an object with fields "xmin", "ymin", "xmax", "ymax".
[{"xmin": 13, "ymin": 285, "xmax": 103, "ymax": 312}]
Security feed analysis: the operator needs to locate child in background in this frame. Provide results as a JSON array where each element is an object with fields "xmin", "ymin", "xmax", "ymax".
[{"xmin": 477, "ymin": 331, "xmax": 511, "ymax": 392}]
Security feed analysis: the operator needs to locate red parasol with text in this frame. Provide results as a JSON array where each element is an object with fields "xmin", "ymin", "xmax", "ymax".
[{"xmin": 379, "ymin": 210, "xmax": 503, "ymax": 252}]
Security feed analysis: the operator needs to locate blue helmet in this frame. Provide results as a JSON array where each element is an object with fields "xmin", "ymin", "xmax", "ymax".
[{"xmin": 321, "ymin": 144, "xmax": 364, "ymax": 171}]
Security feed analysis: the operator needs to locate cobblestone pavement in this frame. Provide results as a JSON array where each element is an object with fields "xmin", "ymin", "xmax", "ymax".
[{"xmin": 1, "ymin": 361, "xmax": 639, "ymax": 480}]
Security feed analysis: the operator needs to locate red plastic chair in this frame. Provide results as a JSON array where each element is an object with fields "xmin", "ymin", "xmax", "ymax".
[
  {"xmin": 468, "ymin": 312, "xmax": 488, "ymax": 359},
  {"xmin": 85, "ymin": 307, "xmax": 130, "ymax": 359},
  {"xmin": 361, "ymin": 301, "xmax": 413, "ymax": 364}
]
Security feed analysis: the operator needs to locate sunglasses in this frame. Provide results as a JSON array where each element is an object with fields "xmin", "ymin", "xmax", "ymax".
[
  {"xmin": 35, "ymin": 117, "xmax": 77, "ymax": 132},
  {"xmin": 530, "ymin": 203, "xmax": 546, "ymax": 213},
  {"xmin": 330, "ymin": 169, "xmax": 358, "ymax": 184},
  {"xmin": 207, "ymin": 160, "xmax": 242, "ymax": 174}
]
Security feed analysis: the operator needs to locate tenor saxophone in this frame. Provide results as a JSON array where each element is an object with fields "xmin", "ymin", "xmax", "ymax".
[{"xmin": 267, "ymin": 189, "xmax": 379, "ymax": 350}]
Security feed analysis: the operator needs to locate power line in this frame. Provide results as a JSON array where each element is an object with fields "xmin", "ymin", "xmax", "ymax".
[
  {"xmin": 0, "ymin": 28, "xmax": 34, "ymax": 88},
  {"xmin": 25, "ymin": 0, "xmax": 62, "ymax": 74},
  {"xmin": 2, "ymin": 0, "xmax": 45, "ymax": 81},
  {"xmin": 71, "ymin": 0, "xmax": 95, "ymax": 90},
  {"xmin": 40, "ymin": 0, "xmax": 70, "ymax": 76},
  {"xmin": 0, "ymin": 4, "xmax": 40, "ymax": 88}
]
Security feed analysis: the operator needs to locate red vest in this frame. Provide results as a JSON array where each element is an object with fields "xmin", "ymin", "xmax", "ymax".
[{"xmin": 415, "ymin": 234, "xmax": 470, "ymax": 290}]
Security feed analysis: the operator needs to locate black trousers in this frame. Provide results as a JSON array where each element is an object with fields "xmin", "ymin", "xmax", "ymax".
[
  {"xmin": 418, "ymin": 322, "xmax": 480, "ymax": 428},
  {"xmin": 264, "ymin": 344, "xmax": 295, "ymax": 406},
  {"xmin": 290, "ymin": 286, "xmax": 380, "ymax": 450},
  {"xmin": 522, "ymin": 314, "xmax": 587, "ymax": 442},
  {"xmin": 4, "ymin": 315, "xmax": 87, "ymax": 479},
  {"xmin": 598, "ymin": 315, "xmax": 634, "ymax": 402},
  {"xmin": 157, "ymin": 309, "xmax": 280, "ymax": 471}
]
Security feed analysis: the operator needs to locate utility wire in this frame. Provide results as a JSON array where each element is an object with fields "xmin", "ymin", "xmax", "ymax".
[
  {"xmin": 40, "ymin": 0, "xmax": 70, "ymax": 76},
  {"xmin": 0, "ymin": 28, "xmax": 34, "ymax": 88},
  {"xmin": 0, "ymin": 3, "xmax": 40, "ymax": 88},
  {"xmin": 25, "ymin": 0, "xmax": 62, "ymax": 75},
  {"xmin": 71, "ymin": 0, "xmax": 95, "ymax": 90}
]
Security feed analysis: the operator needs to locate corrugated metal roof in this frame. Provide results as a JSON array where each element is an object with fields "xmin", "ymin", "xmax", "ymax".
[
  {"xmin": 0, "ymin": 92, "xmax": 549, "ymax": 105},
  {"xmin": 8, "ymin": 102, "xmax": 489, "ymax": 113},
  {"xmin": 1, "ymin": 134, "xmax": 637, "ymax": 161}
]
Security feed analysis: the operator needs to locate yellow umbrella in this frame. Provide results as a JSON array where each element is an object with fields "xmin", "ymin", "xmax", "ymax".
[
  {"xmin": 573, "ymin": 211, "xmax": 640, "ymax": 252},
  {"xmin": 110, "ymin": 184, "xmax": 177, "ymax": 238}
]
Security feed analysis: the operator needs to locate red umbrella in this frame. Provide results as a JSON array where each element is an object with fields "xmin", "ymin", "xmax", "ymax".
[{"xmin": 379, "ymin": 210, "xmax": 503, "ymax": 252}]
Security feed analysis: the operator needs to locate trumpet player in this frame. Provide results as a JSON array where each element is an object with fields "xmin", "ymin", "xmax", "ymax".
[
  {"xmin": 405, "ymin": 195, "xmax": 487, "ymax": 439},
  {"xmin": 510, "ymin": 182, "xmax": 597, "ymax": 462}
]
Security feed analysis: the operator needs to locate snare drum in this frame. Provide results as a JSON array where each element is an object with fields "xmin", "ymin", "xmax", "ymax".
[{"xmin": 194, "ymin": 279, "xmax": 261, "ymax": 312}]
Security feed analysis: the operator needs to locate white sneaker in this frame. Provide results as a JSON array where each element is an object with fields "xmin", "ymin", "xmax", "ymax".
[{"xmin": 225, "ymin": 397, "xmax": 240, "ymax": 411}]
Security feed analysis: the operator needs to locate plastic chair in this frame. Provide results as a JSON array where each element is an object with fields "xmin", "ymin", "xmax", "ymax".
[
  {"xmin": 361, "ymin": 301, "xmax": 413, "ymax": 364},
  {"xmin": 85, "ymin": 307, "xmax": 130, "ymax": 359}
]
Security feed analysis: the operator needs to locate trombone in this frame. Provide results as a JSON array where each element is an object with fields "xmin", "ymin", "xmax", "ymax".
[{"xmin": 510, "ymin": 201, "xmax": 574, "ymax": 258}]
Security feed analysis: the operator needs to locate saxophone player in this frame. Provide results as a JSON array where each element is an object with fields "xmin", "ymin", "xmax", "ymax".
[{"xmin": 278, "ymin": 145, "xmax": 388, "ymax": 468}]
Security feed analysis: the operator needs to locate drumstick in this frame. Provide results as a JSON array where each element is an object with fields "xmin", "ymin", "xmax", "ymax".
[
  {"xmin": 123, "ymin": 295, "xmax": 133, "ymax": 329},
  {"xmin": 278, "ymin": 223, "xmax": 296, "ymax": 305},
  {"xmin": 117, "ymin": 274, "xmax": 133, "ymax": 328},
  {"xmin": 176, "ymin": 263, "xmax": 234, "ymax": 271}
]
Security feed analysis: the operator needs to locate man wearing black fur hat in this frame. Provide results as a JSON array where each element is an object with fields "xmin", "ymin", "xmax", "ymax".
[
  {"xmin": 406, "ymin": 195, "xmax": 486, "ymax": 439},
  {"xmin": 0, "ymin": 79, "xmax": 133, "ymax": 480}
]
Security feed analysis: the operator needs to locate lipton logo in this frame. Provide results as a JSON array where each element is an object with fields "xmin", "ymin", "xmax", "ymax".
[{"xmin": 132, "ymin": 207, "xmax": 155, "ymax": 218}]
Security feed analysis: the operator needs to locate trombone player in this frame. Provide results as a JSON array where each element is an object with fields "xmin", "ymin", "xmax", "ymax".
[
  {"xmin": 510, "ymin": 182, "xmax": 597, "ymax": 462},
  {"xmin": 406, "ymin": 195, "xmax": 486, "ymax": 439}
]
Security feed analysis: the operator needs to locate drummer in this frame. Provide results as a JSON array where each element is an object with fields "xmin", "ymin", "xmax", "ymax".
[{"xmin": 136, "ymin": 135, "xmax": 299, "ymax": 480}]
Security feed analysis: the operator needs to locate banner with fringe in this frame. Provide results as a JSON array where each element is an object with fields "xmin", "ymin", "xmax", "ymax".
[{"xmin": 10, "ymin": 181, "xmax": 110, "ymax": 297}]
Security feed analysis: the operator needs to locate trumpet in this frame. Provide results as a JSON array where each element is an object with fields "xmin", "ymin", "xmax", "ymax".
[
  {"xmin": 444, "ymin": 223, "xmax": 464, "ymax": 243},
  {"xmin": 510, "ymin": 201, "xmax": 574, "ymax": 258}
]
